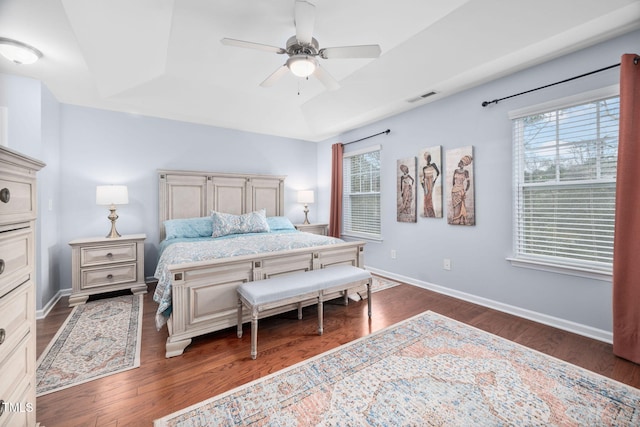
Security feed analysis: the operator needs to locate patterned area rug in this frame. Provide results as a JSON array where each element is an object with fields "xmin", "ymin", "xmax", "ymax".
[
  {"xmin": 370, "ymin": 274, "xmax": 401, "ymax": 292},
  {"xmin": 155, "ymin": 311, "xmax": 640, "ymax": 426},
  {"xmin": 36, "ymin": 294, "xmax": 143, "ymax": 396},
  {"xmin": 355, "ymin": 274, "xmax": 400, "ymax": 299}
]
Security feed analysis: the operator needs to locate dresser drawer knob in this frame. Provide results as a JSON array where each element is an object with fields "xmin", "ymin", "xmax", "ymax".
[
  {"xmin": 106, "ymin": 253, "xmax": 113, "ymax": 258},
  {"xmin": 0, "ymin": 328, "xmax": 5, "ymax": 345},
  {"xmin": 0, "ymin": 188, "xmax": 9, "ymax": 203},
  {"xmin": 0, "ymin": 259, "xmax": 4, "ymax": 275},
  {"xmin": 107, "ymin": 274, "xmax": 113, "ymax": 280}
]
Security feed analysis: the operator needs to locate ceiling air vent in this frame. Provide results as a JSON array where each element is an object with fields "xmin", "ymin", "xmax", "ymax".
[{"xmin": 407, "ymin": 91, "xmax": 437, "ymax": 103}]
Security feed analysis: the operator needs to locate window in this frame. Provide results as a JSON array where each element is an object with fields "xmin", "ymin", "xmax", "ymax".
[
  {"xmin": 342, "ymin": 145, "xmax": 381, "ymax": 240},
  {"xmin": 510, "ymin": 87, "xmax": 619, "ymax": 278}
]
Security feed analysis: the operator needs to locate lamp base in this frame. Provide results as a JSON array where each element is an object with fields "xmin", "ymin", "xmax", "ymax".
[
  {"xmin": 106, "ymin": 206, "xmax": 122, "ymax": 238},
  {"xmin": 303, "ymin": 205, "xmax": 310, "ymax": 225}
]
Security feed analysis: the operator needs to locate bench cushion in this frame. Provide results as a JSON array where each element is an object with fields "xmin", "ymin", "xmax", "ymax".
[{"xmin": 238, "ymin": 265, "xmax": 371, "ymax": 306}]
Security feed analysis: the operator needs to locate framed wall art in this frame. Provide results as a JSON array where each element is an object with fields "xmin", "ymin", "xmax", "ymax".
[
  {"xmin": 418, "ymin": 146, "xmax": 442, "ymax": 218},
  {"xmin": 396, "ymin": 157, "xmax": 417, "ymax": 223},
  {"xmin": 446, "ymin": 146, "xmax": 475, "ymax": 226}
]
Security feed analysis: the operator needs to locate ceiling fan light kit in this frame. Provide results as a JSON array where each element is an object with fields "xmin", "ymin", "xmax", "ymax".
[
  {"xmin": 220, "ymin": 0, "xmax": 381, "ymax": 91},
  {"xmin": 0, "ymin": 37, "xmax": 42, "ymax": 64},
  {"xmin": 287, "ymin": 55, "xmax": 317, "ymax": 77}
]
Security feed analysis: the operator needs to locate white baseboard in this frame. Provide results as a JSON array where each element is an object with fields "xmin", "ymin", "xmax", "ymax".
[
  {"xmin": 366, "ymin": 266, "xmax": 613, "ymax": 344},
  {"xmin": 37, "ymin": 288, "xmax": 72, "ymax": 320}
]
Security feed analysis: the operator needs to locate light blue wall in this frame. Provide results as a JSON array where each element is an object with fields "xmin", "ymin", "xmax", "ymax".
[
  {"xmin": 57, "ymin": 106, "xmax": 318, "ymax": 292},
  {"xmin": 0, "ymin": 75, "xmax": 61, "ymax": 310},
  {"xmin": 317, "ymin": 29, "xmax": 639, "ymax": 337},
  {"xmin": 1, "ymin": 74, "xmax": 317, "ymax": 310},
  {"xmin": 60, "ymin": 105, "xmax": 316, "ymax": 288}
]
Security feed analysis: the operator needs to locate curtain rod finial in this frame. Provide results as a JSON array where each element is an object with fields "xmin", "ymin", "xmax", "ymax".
[{"xmin": 385, "ymin": 129, "xmax": 390, "ymax": 134}]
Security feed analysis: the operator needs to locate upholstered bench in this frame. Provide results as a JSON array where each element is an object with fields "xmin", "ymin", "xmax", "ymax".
[{"xmin": 236, "ymin": 265, "xmax": 372, "ymax": 359}]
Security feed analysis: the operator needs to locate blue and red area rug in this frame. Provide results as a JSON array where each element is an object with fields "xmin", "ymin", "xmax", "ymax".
[
  {"xmin": 156, "ymin": 310, "xmax": 639, "ymax": 426},
  {"xmin": 36, "ymin": 294, "xmax": 143, "ymax": 396}
]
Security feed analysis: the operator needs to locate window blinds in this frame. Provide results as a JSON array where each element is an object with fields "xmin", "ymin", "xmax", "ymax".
[
  {"xmin": 342, "ymin": 146, "xmax": 381, "ymax": 239},
  {"xmin": 512, "ymin": 94, "xmax": 619, "ymax": 271}
]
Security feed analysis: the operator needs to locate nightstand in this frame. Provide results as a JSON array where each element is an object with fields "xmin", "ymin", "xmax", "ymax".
[
  {"xmin": 295, "ymin": 223, "xmax": 329, "ymax": 236},
  {"xmin": 68, "ymin": 233, "xmax": 147, "ymax": 306}
]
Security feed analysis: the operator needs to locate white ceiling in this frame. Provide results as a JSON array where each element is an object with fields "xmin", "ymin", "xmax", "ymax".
[{"xmin": 1, "ymin": 0, "xmax": 639, "ymax": 142}]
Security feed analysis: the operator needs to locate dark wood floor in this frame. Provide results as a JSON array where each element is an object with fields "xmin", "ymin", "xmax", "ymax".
[{"xmin": 36, "ymin": 280, "xmax": 640, "ymax": 427}]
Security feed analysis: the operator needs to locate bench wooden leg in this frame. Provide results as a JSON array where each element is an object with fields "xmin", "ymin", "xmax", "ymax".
[
  {"xmin": 367, "ymin": 279, "xmax": 372, "ymax": 318},
  {"xmin": 237, "ymin": 298, "xmax": 243, "ymax": 338},
  {"xmin": 297, "ymin": 302, "xmax": 303, "ymax": 320},
  {"xmin": 251, "ymin": 309, "xmax": 259, "ymax": 360},
  {"xmin": 318, "ymin": 292, "xmax": 324, "ymax": 335}
]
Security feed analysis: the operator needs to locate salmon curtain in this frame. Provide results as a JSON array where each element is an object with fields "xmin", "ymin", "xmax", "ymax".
[
  {"xmin": 328, "ymin": 143, "xmax": 343, "ymax": 238},
  {"xmin": 613, "ymin": 53, "xmax": 640, "ymax": 363}
]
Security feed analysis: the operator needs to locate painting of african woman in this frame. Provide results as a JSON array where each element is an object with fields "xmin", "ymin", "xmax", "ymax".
[
  {"xmin": 446, "ymin": 146, "xmax": 475, "ymax": 226},
  {"xmin": 397, "ymin": 157, "xmax": 417, "ymax": 223},
  {"xmin": 418, "ymin": 146, "xmax": 442, "ymax": 218}
]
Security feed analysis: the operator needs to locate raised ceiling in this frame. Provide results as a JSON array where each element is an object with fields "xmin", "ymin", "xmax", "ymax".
[{"xmin": 1, "ymin": 0, "xmax": 639, "ymax": 142}]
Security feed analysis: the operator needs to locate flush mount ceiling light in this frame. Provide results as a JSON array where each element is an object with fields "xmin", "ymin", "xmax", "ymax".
[
  {"xmin": 286, "ymin": 54, "xmax": 317, "ymax": 77},
  {"xmin": 0, "ymin": 37, "xmax": 43, "ymax": 65}
]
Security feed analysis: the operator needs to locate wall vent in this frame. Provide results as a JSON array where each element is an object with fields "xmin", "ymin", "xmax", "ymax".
[{"xmin": 407, "ymin": 91, "xmax": 437, "ymax": 103}]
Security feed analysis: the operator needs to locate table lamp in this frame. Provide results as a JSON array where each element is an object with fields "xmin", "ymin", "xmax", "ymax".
[{"xmin": 96, "ymin": 185, "xmax": 129, "ymax": 238}]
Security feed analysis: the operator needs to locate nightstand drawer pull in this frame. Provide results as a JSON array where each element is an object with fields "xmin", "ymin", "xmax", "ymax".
[
  {"xmin": 107, "ymin": 274, "xmax": 113, "ymax": 280},
  {"xmin": 0, "ymin": 328, "xmax": 5, "ymax": 345},
  {"xmin": 0, "ymin": 187, "xmax": 9, "ymax": 203},
  {"xmin": 0, "ymin": 259, "xmax": 4, "ymax": 275}
]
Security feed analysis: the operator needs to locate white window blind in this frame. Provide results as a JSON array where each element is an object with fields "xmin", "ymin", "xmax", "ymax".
[
  {"xmin": 343, "ymin": 145, "xmax": 381, "ymax": 239},
  {"xmin": 512, "ymin": 90, "xmax": 619, "ymax": 274}
]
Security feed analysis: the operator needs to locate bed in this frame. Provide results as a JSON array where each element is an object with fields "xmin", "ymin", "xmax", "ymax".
[{"xmin": 154, "ymin": 170, "xmax": 366, "ymax": 357}]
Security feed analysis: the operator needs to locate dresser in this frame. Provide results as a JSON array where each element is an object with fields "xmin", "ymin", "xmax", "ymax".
[
  {"xmin": 68, "ymin": 234, "xmax": 147, "ymax": 306},
  {"xmin": 0, "ymin": 146, "xmax": 44, "ymax": 427}
]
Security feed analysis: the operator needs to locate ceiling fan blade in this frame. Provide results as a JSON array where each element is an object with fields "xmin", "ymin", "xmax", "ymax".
[
  {"xmin": 319, "ymin": 45, "xmax": 381, "ymax": 59},
  {"xmin": 221, "ymin": 38, "xmax": 286, "ymax": 54},
  {"xmin": 260, "ymin": 64, "xmax": 289, "ymax": 87},
  {"xmin": 294, "ymin": 0, "xmax": 315, "ymax": 44},
  {"xmin": 314, "ymin": 65, "xmax": 340, "ymax": 91}
]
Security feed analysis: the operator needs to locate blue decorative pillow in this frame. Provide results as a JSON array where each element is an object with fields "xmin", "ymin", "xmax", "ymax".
[
  {"xmin": 266, "ymin": 216, "xmax": 296, "ymax": 231},
  {"xmin": 164, "ymin": 217, "xmax": 213, "ymax": 240},
  {"xmin": 211, "ymin": 209, "xmax": 270, "ymax": 238}
]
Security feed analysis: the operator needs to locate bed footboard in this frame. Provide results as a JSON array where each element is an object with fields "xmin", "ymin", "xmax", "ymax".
[{"xmin": 164, "ymin": 241, "xmax": 365, "ymax": 357}]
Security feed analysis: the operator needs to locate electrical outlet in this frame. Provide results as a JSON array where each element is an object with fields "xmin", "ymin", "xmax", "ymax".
[
  {"xmin": 443, "ymin": 258, "xmax": 451, "ymax": 270},
  {"xmin": 391, "ymin": 249, "xmax": 397, "ymax": 259}
]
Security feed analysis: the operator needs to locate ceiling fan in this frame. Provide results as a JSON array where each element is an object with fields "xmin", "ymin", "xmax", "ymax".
[{"xmin": 221, "ymin": 0, "xmax": 381, "ymax": 91}]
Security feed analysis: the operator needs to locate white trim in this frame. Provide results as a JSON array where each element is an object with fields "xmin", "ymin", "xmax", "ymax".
[
  {"xmin": 506, "ymin": 257, "xmax": 612, "ymax": 282},
  {"xmin": 343, "ymin": 144, "xmax": 381, "ymax": 158},
  {"xmin": 36, "ymin": 287, "xmax": 72, "ymax": 320},
  {"xmin": 365, "ymin": 266, "xmax": 613, "ymax": 344},
  {"xmin": 508, "ymin": 84, "xmax": 620, "ymax": 119},
  {"xmin": 341, "ymin": 232, "xmax": 383, "ymax": 242}
]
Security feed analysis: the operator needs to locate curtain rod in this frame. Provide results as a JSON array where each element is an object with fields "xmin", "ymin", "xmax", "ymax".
[
  {"xmin": 481, "ymin": 61, "xmax": 629, "ymax": 107},
  {"xmin": 343, "ymin": 129, "xmax": 390, "ymax": 145}
]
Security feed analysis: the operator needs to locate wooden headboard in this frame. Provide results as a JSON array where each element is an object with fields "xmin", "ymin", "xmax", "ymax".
[{"xmin": 158, "ymin": 169, "xmax": 286, "ymax": 241}]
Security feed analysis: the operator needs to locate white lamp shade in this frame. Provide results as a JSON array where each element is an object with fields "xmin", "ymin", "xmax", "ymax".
[
  {"xmin": 96, "ymin": 185, "xmax": 129, "ymax": 205},
  {"xmin": 297, "ymin": 190, "xmax": 314, "ymax": 204}
]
